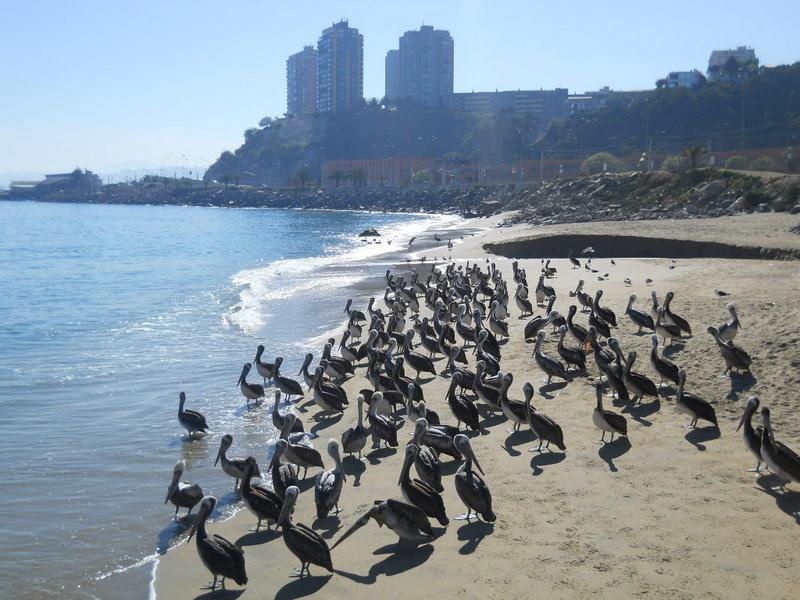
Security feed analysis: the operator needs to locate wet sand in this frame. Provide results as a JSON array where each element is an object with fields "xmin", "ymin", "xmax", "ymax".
[{"xmin": 154, "ymin": 212, "xmax": 800, "ymax": 600}]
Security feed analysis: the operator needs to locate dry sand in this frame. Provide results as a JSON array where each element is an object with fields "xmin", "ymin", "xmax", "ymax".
[{"xmin": 154, "ymin": 212, "xmax": 800, "ymax": 600}]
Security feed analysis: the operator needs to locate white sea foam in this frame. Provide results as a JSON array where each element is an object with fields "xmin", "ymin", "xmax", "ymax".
[{"xmin": 224, "ymin": 213, "xmax": 462, "ymax": 335}]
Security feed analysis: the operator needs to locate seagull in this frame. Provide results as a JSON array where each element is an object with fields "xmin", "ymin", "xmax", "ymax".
[
  {"xmin": 645, "ymin": 278, "xmax": 653, "ymax": 284},
  {"xmin": 581, "ymin": 246, "xmax": 595, "ymax": 255},
  {"xmin": 624, "ymin": 278, "xmax": 632, "ymax": 286},
  {"xmin": 714, "ymin": 289, "xmax": 730, "ymax": 297}
]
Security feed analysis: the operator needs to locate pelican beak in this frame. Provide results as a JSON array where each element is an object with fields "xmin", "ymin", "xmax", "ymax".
[
  {"xmin": 187, "ymin": 510, "xmax": 202, "ymax": 542},
  {"xmin": 214, "ymin": 449, "xmax": 221, "ymax": 467},
  {"xmin": 736, "ymin": 410, "xmax": 748, "ymax": 432},
  {"xmin": 165, "ymin": 475, "xmax": 179, "ymax": 504},
  {"xmin": 330, "ymin": 511, "xmax": 371, "ymax": 551},
  {"xmin": 276, "ymin": 497, "xmax": 292, "ymax": 527}
]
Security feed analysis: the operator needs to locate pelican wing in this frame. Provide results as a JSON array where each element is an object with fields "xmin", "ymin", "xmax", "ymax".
[
  {"xmin": 386, "ymin": 499, "xmax": 433, "ymax": 535},
  {"xmin": 207, "ymin": 534, "xmax": 245, "ymax": 579},
  {"xmin": 285, "ymin": 524, "xmax": 332, "ymax": 570},
  {"xmin": 603, "ymin": 410, "xmax": 627, "ymax": 435}
]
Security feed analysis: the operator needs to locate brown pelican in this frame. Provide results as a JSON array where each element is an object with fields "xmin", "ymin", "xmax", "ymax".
[
  {"xmin": 271, "ymin": 390, "xmax": 304, "ymax": 434},
  {"xmin": 178, "ymin": 392, "xmax": 208, "ymax": 437},
  {"xmin": 410, "ymin": 419, "xmax": 443, "ymax": 492},
  {"xmin": 367, "ymin": 391, "xmax": 398, "ymax": 448},
  {"xmin": 622, "ymin": 351, "xmax": 659, "ymax": 404},
  {"xmin": 534, "ymin": 330, "xmax": 568, "ymax": 383},
  {"xmin": 575, "ymin": 280, "xmax": 592, "ymax": 313},
  {"xmin": 344, "ymin": 298, "xmax": 366, "ymax": 323},
  {"xmin": 241, "ymin": 456, "xmax": 282, "ymax": 532},
  {"xmin": 588, "ymin": 304, "xmax": 611, "ymax": 339},
  {"xmin": 655, "ymin": 307, "xmax": 682, "ymax": 346},
  {"xmin": 215, "ymin": 434, "xmax": 257, "ymax": 489},
  {"xmin": 273, "ymin": 357, "xmax": 304, "ymax": 400},
  {"xmin": 566, "ymin": 305, "xmax": 588, "ymax": 345},
  {"xmin": 737, "ymin": 396, "xmax": 763, "ymax": 472},
  {"xmin": 399, "ymin": 444, "xmax": 449, "ymax": 526},
  {"xmin": 592, "ymin": 383, "xmax": 628, "ymax": 443},
  {"xmin": 760, "ymin": 407, "xmax": 800, "ymax": 490},
  {"xmin": 254, "ymin": 344, "xmax": 276, "ymax": 383},
  {"xmin": 332, "ymin": 498, "xmax": 434, "ymax": 549},
  {"xmin": 453, "ymin": 435, "xmax": 495, "ymax": 522},
  {"xmin": 593, "ymin": 290, "xmax": 617, "ymax": 326},
  {"xmin": 447, "ymin": 372, "xmax": 480, "ymax": 432},
  {"xmin": 568, "ymin": 251, "xmax": 581, "ymax": 269},
  {"xmin": 625, "ymin": 294, "xmax": 654, "ymax": 333},
  {"xmin": 557, "ymin": 325, "xmax": 586, "ymax": 371},
  {"xmin": 280, "ymin": 415, "xmax": 324, "ymax": 478},
  {"xmin": 187, "ymin": 496, "xmax": 248, "ymax": 590},
  {"xmin": 718, "ymin": 303, "xmax": 741, "ymax": 342},
  {"xmin": 473, "ymin": 361, "xmax": 502, "ymax": 413},
  {"xmin": 488, "ymin": 301, "xmax": 509, "ymax": 339},
  {"xmin": 298, "ymin": 352, "xmax": 316, "ymax": 388},
  {"xmin": 391, "ymin": 357, "xmax": 418, "ymax": 401},
  {"xmin": 707, "ymin": 326, "xmax": 752, "ymax": 374},
  {"xmin": 237, "ymin": 362, "xmax": 264, "ymax": 407},
  {"xmin": 515, "ymin": 285, "xmax": 533, "ymax": 316},
  {"xmin": 338, "ymin": 330, "xmax": 363, "ymax": 363},
  {"xmin": 523, "ymin": 383, "xmax": 565, "ymax": 452},
  {"xmin": 269, "ymin": 439, "xmax": 299, "ymax": 500},
  {"xmin": 676, "ymin": 369, "xmax": 718, "ymax": 429},
  {"xmin": 649, "ymin": 335, "xmax": 679, "ymax": 386},
  {"xmin": 523, "ymin": 298, "xmax": 557, "ymax": 341},
  {"xmin": 476, "ymin": 330, "xmax": 501, "ymax": 376},
  {"xmin": 311, "ymin": 366, "xmax": 345, "ymax": 413},
  {"xmin": 444, "ymin": 346, "xmax": 475, "ymax": 392},
  {"xmin": 341, "ymin": 395, "xmax": 368, "ymax": 459},
  {"xmin": 649, "ymin": 290, "xmax": 660, "ymax": 324},
  {"xmin": 165, "ymin": 460, "xmax": 203, "ymax": 518},
  {"xmin": 535, "ymin": 275, "xmax": 555, "ymax": 306},
  {"xmin": 405, "ymin": 386, "xmax": 438, "ymax": 426},
  {"xmin": 418, "ymin": 317, "xmax": 443, "ymax": 356},
  {"xmin": 499, "ymin": 373, "xmax": 527, "ymax": 432},
  {"xmin": 403, "ymin": 330, "xmax": 437, "ymax": 379},
  {"xmin": 278, "ymin": 486, "xmax": 333, "ymax": 576},
  {"xmin": 663, "ymin": 291, "xmax": 691, "ymax": 335},
  {"xmin": 321, "ymin": 342, "xmax": 353, "ymax": 380},
  {"xmin": 414, "ymin": 416, "xmax": 461, "ymax": 459},
  {"xmin": 315, "ymin": 440, "xmax": 346, "ymax": 519}
]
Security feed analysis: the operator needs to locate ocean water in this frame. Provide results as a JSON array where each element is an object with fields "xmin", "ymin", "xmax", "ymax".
[{"xmin": 0, "ymin": 200, "xmax": 461, "ymax": 599}]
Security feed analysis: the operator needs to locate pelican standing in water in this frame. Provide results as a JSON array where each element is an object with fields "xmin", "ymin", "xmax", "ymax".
[
  {"xmin": 237, "ymin": 362, "xmax": 264, "ymax": 407},
  {"xmin": 315, "ymin": 440, "xmax": 346, "ymax": 519},
  {"xmin": 165, "ymin": 460, "xmax": 203, "ymax": 518},
  {"xmin": 271, "ymin": 390, "xmax": 304, "ymax": 434},
  {"xmin": 187, "ymin": 496, "xmax": 248, "ymax": 591},
  {"xmin": 332, "ymin": 498, "xmax": 434, "ymax": 549},
  {"xmin": 254, "ymin": 344, "xmax": 276, "ymax": 383},
  {"xmin": 215, "ymin": 434, "xmax": 258, "ymax": 490},
  {"xmin": 737, "ymin": 396, "xmax": 764, "ymax": 472},
  {"xmin": 760, "ymin": 407, "xmax": 800, "ymax": 491},
  {"xmin": 453, "ymin": 434, "xmax": 496, "ymax": 522},
  {"xmin": 341, "ymin": 395, "xmax": 368, "ymax": 459},
  {"xmin": 278, "ymin": 486, "xmax": 334, "ymax": 577},
  {"xmin": 592, "ymin": 383, "xmax": 628, "ymax": 443},
  {"xmin": 273, "ymin": 357, "xmax": 305, "ymax": 401},
  {"xmin": 178, "ymin": 392, "xmax": 208, "ymax": 437}
]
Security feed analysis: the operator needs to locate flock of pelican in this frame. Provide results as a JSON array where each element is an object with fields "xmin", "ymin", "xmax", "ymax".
[{"xmin": 167, "ymin": 243, "xmax": 799, "ymax": 592}]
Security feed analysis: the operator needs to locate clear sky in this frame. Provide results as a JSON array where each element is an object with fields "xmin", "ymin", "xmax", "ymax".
[{"xmin": 1, "ymin": 0, "xmax": 798, "ymax": 176}]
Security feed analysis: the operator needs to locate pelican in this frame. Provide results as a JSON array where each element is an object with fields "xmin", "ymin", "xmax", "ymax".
[
  {"xmin": 280, "ymin": 415, "xmax": 324, "ymax": 478},
  {"xmin": 338, "ymin": 330, "xmax": 362, "ymax": 363},
  {"xmin": 273, "ymin": 357, "xmax": 304, "ymax": 400},
  {"xmin": 399, "ymin": 444, "xmax": 449, "ymax": 526},
  {"xmin": 311, "ymin": 366, "xmax": 346, "ymax": 413},
  {"xmin": 315, "ymin": 440, "xmax": 346, "ymax": 519},
  {"xmin": 321, "ymin": 342, "xmax": 353, "ymax": 380},
  {"xmin": 737, "ymin": 396, "xmax": 763, "ymax": 472},
  {"xmin": 488, "ymin": 301, "xmax": 509, "ymax": 338},
  {"xmin": 403, "ymin": 330, "xmax": 437, "ymax": 379},
  {"xmin": 473, "ymin": 361, "xmax": 502, "ymax": 413},
  {"xmin": 566, "ymin": 305, "xmax": 588, "ymax": 345},
  {"xmin": 391, "ymin": 357, "xmax": 418, "ymax": 401},
  {"xmin": 557, "ymin": 325, "xmax": 586, "ymax": 371},
  {"xmin": 588, "ymin": 304, "xmax": 611, "ymax": 339},
  {"xmin": 593, "ymin": 290, "xmax": 617, "ymax": 326},
  {"xmin": 575, "ymin": 280, "xmax": 592, "ymax": 313},
  {"xmin": 718, "ymin": 303, "xmax": 741, "ymax": 342},
  {"xmin": 414, "ymin": 416, "xmax": 461, "ymax": 459},
  {"xmin": 453, "ymin": 435, "xmax": 495, "ymax": 522},
  {"xmin": 523, "ymin": 301, "xmax": 557, "ymax": 341},
  {"xmin": 187, "ymin": 496, "xmax": 247, "ymax": 591},
  {"xmin": 411, "ymin": 419, "xmax": 443, "ymax": 492},
  {"xmin": 535, "ymin": 275, "xmax": 555, "ymax": 306},
  {"xmin": 241, "ymin": 457, "xmax": 282, "ymax": 532},
  {"xmin": 332, "ymin": 498, "xmax": 434, "ymax": 549},
  {"xmin": 237, "ymin": 362, "xmax": 264, "ymax": 407},
  {"xmin": 622, "ymin": 351, "xmax": 659, "ymax": 404},
  {"xmin": 341, "ymin": 395, "xmax": 368, "ymax": 459},
  {"xmin": 165, "ymin": 460, "xmax": 203, "ymax": 518},
  {"xmin": 650, "ymin": 335, "xmax": 679, "ymax": 386},
  {"xmin": 446, "ymin": 372, "xmax": 480, "ymax": 432},
  {"xmin": 625, "ymin": 294, "xmax": 654, "ymax": 333},
  {"xmin": 499, "ymin": 373, "xmax": 528, "ymax": 432},
  {"xmin": 707, "ymin": 326, "xmax": 752, "ymax": 374},
  {"xmin": 534, "ymin": 330, "xmax": 568, "ymax": 383},
  {"xmin": 271, "ymin": 390, "xmax": 304, "ymax": 434},
  {"xmin": 444, "ymin": 345, "xmax": 475, "ymax": 391},
  {"xmin": 676, "ymin": 369, "xmax": 718, "ymax": 429},
  {"xmin": 515, "ymin": 285, "xmax": 533, "ymax": 316},
  {"xmin": 655, "ymin": 307, "xmax": 682, "ymax": 346},
  {"xmin": 593, "ymin": 383, "xmax": 628, "ymax": 442},
  {"xmin": 523, "ymin": 383, "xmax": 565, "ymax": 452},
  {"xmin": 215, "ymin": 434, "xmax": 257, "ymax": 489},
  {"xmin": 178, "ymin": 392, "xmax": 208, "ymax": 437},
  {"xmin": 367, "ymin": 391, "xmax": 398, "ymax": 448},
  {"xmin": 760, "ymin": 408, "xmax": 800, "ymax": 490},
  {"xmin": 269, "ymin": 439, "xmax": 298, "ymax": 500},
  {"xmin": 254, "ymin": 344, "xmax": 276, "ymax": 383},
  {"xmin": 476, "ymin": 329, "xmax": 501, "ymax": 376},
  {"xmin": 663, "ymin": 291, "xmax": 691, "ymax": 335},
  {"xmin": 278, "ymin": 486, "xmax": 333, "ymax": 576},
  {"xmin": 344, "ymin": 298, "xmax": 366, "ymax": 323}
]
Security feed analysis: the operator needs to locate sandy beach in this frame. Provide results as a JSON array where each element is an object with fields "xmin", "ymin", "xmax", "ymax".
[{"xmin": 154, "ymin": 212, "xmax": 800, "ymax": 600}]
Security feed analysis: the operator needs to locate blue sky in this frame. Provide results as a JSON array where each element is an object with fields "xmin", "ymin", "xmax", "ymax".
[{"xmin": 1, "ymin": 0, "xmax": 798, "ymax": 175}]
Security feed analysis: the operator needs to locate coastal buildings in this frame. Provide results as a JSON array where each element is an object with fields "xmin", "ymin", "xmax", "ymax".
[
  {"xmin": 286, "ymin": 46, "xmax": 317, "ymax": 115},
  {"xmin": 451, "ymin": 89, "xmax": 568, "ymax": 125},
  {"xmin": 316, "ymin": 20, "xmax": 364, "ymax": 113},
  {"xmin": 707, "ymin": 46, "xmax": 758, "ymax": 81},
  {"xmin": 388, "ymin": 25, "xmax": 454, "ymax": 107},
  {"xmin": 656, "ymin": 70, "xmax": 705, "ymax": 89}
]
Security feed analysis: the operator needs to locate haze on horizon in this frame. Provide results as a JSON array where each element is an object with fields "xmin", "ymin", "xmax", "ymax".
[{"xmin": 1, "ymin": 0, "xmax": 798, "ymax": 178}]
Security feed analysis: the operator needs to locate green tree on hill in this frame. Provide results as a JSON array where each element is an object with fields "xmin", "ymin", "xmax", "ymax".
[{"xmin": 681, "ymin": 145, "xmax": 707, "ymax": 169}]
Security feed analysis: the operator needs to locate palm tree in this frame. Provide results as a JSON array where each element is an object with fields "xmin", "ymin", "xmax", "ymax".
[{"xmin": 681, "ymin": 146, "xmax": 707, "ymax": 169}]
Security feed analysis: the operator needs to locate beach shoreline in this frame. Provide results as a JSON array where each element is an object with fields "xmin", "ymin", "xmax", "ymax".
[{"xmin": 153, "ymin": 211, "xmax": 799, "ymax": 600}]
